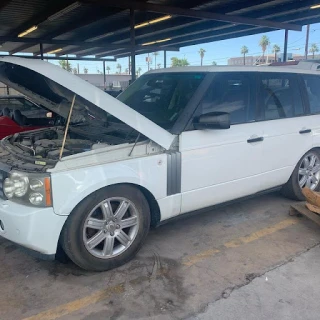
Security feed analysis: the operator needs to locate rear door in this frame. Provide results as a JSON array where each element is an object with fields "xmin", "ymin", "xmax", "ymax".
[
  {"xmin": 301, "ymin": 74, "xmax": 320, "ymax": 148},
  {"xmin": 179, "ymin": 72, "xmax": 264, "ymax": 214},
  {"xmin": 258, "ymin": 72, "xmax": 312, "ymax": 190}
]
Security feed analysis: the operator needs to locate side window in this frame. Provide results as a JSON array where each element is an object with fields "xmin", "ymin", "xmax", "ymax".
[
  {"xmin": 197, "ymin": 73, "xmax": 254, "ymax": 125},
  {"xmin": 259, "ymin": 73, "xmax": 304, "ymax": 120},
  {"xmin": 302, "ymin": 75, "xmax": 320, "ymax": 114}
]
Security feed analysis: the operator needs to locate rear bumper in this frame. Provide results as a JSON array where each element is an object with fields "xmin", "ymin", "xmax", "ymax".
[{"xmin": 0, "ymin": 200, "xmax": 67, "ymax": 255}]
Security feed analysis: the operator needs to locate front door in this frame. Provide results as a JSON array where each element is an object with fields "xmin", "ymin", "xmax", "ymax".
[{"xmin": 179, "ymin": 72, "xmax": 264, "ymax": 214}]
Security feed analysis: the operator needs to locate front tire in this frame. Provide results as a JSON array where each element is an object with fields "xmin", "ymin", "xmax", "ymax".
[
  {"xmin": 61, "ymin": 185, "xmax": 150, "ymax": 271},
  {"xmin": 282, "ymin": 150, "xmax": 320, "ymax": 201}
]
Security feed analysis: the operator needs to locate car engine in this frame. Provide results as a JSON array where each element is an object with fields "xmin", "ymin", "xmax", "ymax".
[{"xmin": 10, "ymin": 128, "xmax": 95, "ymax": 160}]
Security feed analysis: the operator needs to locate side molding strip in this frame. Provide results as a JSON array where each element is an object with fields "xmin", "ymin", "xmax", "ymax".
[{"xmin": 167, "ymin": 151, "xmax": 181, "ymax": 196}]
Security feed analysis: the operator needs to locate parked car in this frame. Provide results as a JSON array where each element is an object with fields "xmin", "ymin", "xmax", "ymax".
[
  {"xmin": 0, "ymin": 57, "xmax": 319, "ymax": 271},
  {"xmin": 0, "ymin": 95, "xmax": 58, "ymax": 138}
]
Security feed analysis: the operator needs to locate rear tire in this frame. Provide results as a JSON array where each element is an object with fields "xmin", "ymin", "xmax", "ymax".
[
  {"xmin": 282, "ymin": 150, "xmax": 320, "ymax": 201},
  {"xmin": 61, "ymin": 185, "xmax": 150, "ymax": 271}
]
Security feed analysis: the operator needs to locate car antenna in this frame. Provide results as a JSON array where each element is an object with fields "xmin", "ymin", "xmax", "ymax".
[{"xmin": 59, "ymin": 94, "xmax": 76, "ymax": 160}]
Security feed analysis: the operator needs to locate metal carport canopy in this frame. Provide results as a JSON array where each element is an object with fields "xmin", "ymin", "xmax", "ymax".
[{"xmin": 0, "ymin": 0, "xmax": 319, "ymax": 73}]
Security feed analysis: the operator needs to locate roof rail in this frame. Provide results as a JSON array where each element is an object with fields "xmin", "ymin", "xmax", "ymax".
[
  {"xmin": 269, "ymin": 61, "xmax": 298, "ymax": 66},
  {"xmin": 292, "ymin": 60, "xmax": 320, "ymax": 70},
  {"xmin": 268, "ymin": 60, "xmax": 320, "ymax": 70}
]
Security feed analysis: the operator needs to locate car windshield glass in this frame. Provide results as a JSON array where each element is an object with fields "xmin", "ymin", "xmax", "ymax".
[{"xmin": 117, "ymin": 72, "xmax": 205, "ymax": 129}]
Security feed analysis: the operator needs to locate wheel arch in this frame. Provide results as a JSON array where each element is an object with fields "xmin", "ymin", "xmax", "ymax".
[
  {"xmin": 128, "ymin": 183, "xmax": 161, "ymax": 228},
  {"xmin": 56, "ymin": 182, "xmax": 161, "ymax": 260},
  {"xmin": 61, "ymin": 182, "xmax": 161, "ymax": 228},
  {"xmin": 287, "ymin": 147, "xmax": 320, "ymax": 180}
]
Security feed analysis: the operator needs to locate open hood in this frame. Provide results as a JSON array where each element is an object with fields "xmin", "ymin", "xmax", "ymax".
[{"xmin": 0, "ymin": 57, "xmax": 176, "ymax": 150}]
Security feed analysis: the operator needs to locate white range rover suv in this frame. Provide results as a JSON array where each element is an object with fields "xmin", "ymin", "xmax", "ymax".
[{"xmin": 0, "ymin": 57, "xmax": 319, "ymax": 271}]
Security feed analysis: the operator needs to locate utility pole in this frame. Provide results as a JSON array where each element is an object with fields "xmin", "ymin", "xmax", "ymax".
[
  {"xmin": 103, "ymin": 60, "xmax": 106, "ymax": 90},
  {"xmin": 147, "ymin": 53, "xmax": 150, "ymax": 71},
  {"xmin": 130, "ymin": 8, "xmax": 136, "ymax": 81},
  {"xmin": 66, "ymin": 54, "xmax": 69, "ymax": 70},
  {"xmin": 283, "ymin": 30, "xmax": 288, "ymax": 62},
  {"xmin": 305, "ymin": 24, "xmax": 310, "ymax": 60},
  {"xmin": 128, "ymin": 56, "xmax": 131, "ymax": 75},
  {"xmin": 40, "ymin": 43, "xmax": 44, "ymax": 60},
  {"xmin": 77, "ymin": 63, "xmax": 79, "ymax": 74}
]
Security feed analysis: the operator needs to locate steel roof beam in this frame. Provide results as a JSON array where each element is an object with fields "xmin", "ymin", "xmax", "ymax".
[
  {"xmin": 0, "ymin": 54, "xmax": 116, "ymax": 62},
  {"xmin": 0, "ymin": 37, "xmax": 178, "ymax": 52},
  {"xmin": 81, "ymin": 0, "xmax": 307, "ymax": 58},
  {"xmin": 109, "ymin": 0, "xmax": 311, "ymax": 46},
  {"xmin": 4, "ymin": 1, "xmax": 75, "ymax": 38},
  {"xmin": 85, "ymin": 0, "xmax": 302, "ymax": 31},
  {"xmin": 113, "ymin": 11, "xmax": 320, "ymax": 58},
  {"xmin": 55, "ymin": 0, "xmax": 285, "ymax": 57},
  {"xmin": 9, "ymin": 5, "xmax": 122, "ymax": 55}
]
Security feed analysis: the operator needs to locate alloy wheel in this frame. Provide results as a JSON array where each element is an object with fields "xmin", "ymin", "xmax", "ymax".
[
  {"xmin": 298, "ymin": 152, "xmax": 320, "ymax": 190},
  {"xmin": 83, "ymin": 197, "xmax": 139, "ymax": 259}
]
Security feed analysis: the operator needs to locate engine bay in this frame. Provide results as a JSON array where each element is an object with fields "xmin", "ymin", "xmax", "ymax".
[
  {"xmin": 4, "ymin": 121, "xmax": 142, "ymax": 163},
  {"xmin": 8, "ymin": 128, "xmax": 93, "ymax": 160}
]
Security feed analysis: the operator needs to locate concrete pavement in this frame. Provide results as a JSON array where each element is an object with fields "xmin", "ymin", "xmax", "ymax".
[
  {"xmin": 1, "ymin": 192, "xmax": 320, "ymax": 320},
  {"xmin": 194, "ymin": 245, "xmax": 320, "ymax": 320}
]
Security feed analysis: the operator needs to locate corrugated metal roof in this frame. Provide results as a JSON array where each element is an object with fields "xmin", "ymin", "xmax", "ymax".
[{"xmin": 0, "ymin": 0, "xmax": 318, "ymax": 59}]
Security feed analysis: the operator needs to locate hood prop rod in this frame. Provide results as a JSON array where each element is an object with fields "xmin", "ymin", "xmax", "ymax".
[{"xmin": 59, "ymin": 94, "xmax": 76, "ymax": 160}]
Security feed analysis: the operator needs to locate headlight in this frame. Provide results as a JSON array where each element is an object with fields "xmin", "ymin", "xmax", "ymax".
[
  {"xmin": 3, "ymin": 171, "xmax": 52, "ymax": 207},
  {"xmin": 29, "ymin": 193, "xmax": 44, "ymax": 206},
  {"xmin": 30, "ymin": 179, "xmax": 43, "ymax": 191}
]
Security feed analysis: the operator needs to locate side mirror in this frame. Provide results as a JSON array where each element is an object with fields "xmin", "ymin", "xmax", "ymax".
[{"xmin": 193, "ymin": 112, "xmax": 230, "ymax": 130}]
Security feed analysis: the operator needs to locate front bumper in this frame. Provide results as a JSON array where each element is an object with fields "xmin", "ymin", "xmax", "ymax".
[{"xmin": 0, "ymin": 200, "xmax": 67, "ymax": 255}]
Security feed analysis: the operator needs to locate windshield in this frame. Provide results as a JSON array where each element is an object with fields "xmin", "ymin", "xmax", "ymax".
[{"xmin": 118, "ymin": 72, "xmax": 205, "ymax": 129}]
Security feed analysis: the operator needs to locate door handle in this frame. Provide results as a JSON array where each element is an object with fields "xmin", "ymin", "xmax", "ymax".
[
  {"xmin": 247, "ymin": 137, "xmax": 264, "ymax": 143},
  {"xmin": 299, "ymin": 129, "xmax": 311, "ymax": 134}
]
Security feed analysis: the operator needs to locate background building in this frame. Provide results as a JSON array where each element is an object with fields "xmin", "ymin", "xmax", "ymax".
[
  {"xmin": 77, "ymin": 74, "xmax": 132, "ymax": 91},
  {"xmin": 228, "ymin": 53, "xmax": 320, "ymax": 65}
]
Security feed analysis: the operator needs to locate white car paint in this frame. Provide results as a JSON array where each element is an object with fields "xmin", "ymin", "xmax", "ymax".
[
  {"xmin": 180, "ymin": 121, "xmax": 264, "ymax": 213},
  {"xmin": 0, "ymin": 200, "xmax": 67, "ymax": 254},
  {"xmin": 0, "ymin": 58, "xmax": 319, "ymax": 259},
  {"xmin": 260, "ymin": 116, "xmax": 313, "ymax": 190},
  {"xmin": 51, "ymin": 152, "xmax": 169, "ymax": 216}
]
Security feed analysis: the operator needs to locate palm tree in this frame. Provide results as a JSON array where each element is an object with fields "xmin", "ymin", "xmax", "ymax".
[
  {"xmin": 153, "ymin": 52, "xmax": 159, "ymax": 69},
  {"xmin": 125, "ymin": 68, "xmax": 129, "ymax": 74},
  {"xmin": 241, "ymin": 46, "xmax": 249, "ymax": 65},
  {"xmin": 212, "ymin": 61, "xmax": 217, "ymax": 65},
  {"xmin": 83, "ymin": 67, "xmax": 88, "ymax": 74},
  {"xmin": 116, "ymin": 63, "xmax": 122, "ymax": 74},
  {"xmin": 199, "ymin": 48, "xmax": 206, "ymax": 66},
  {"xmin": 157, "ymin": 63, "xmax": 161, "ymax": 69},
  {"xmin": 310, "ymin": 43, "xmax": 319, "ymax": 59},
  {"xmin": 272, "ymin": 44, "xmax": 280, "ymax": 62},
  {"xmin": 106, "ymin": 66, "xmax": 111, "ymax": 74},
  {"xmin": 137, "ymin": 67, "xmax": 142, "ymax": 76},
  {"xmin": 259, "ymin": 35, "xmax": 270, "ymax": 62}
]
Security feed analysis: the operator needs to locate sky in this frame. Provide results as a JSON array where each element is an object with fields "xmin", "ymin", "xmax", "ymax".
[{"xmin": 2, "ymin": 23, "xmax": 320, "ymax": 75}]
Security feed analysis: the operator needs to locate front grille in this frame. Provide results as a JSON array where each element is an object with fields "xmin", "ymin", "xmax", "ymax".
[{"xmin": 0, "ymin": 170, "xmax": 9, "ymax": 200}]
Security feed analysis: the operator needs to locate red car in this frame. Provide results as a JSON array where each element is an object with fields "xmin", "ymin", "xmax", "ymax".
[{"xmin": 0, "ymin": 95, "xmax": 56, "ymax": 139}]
